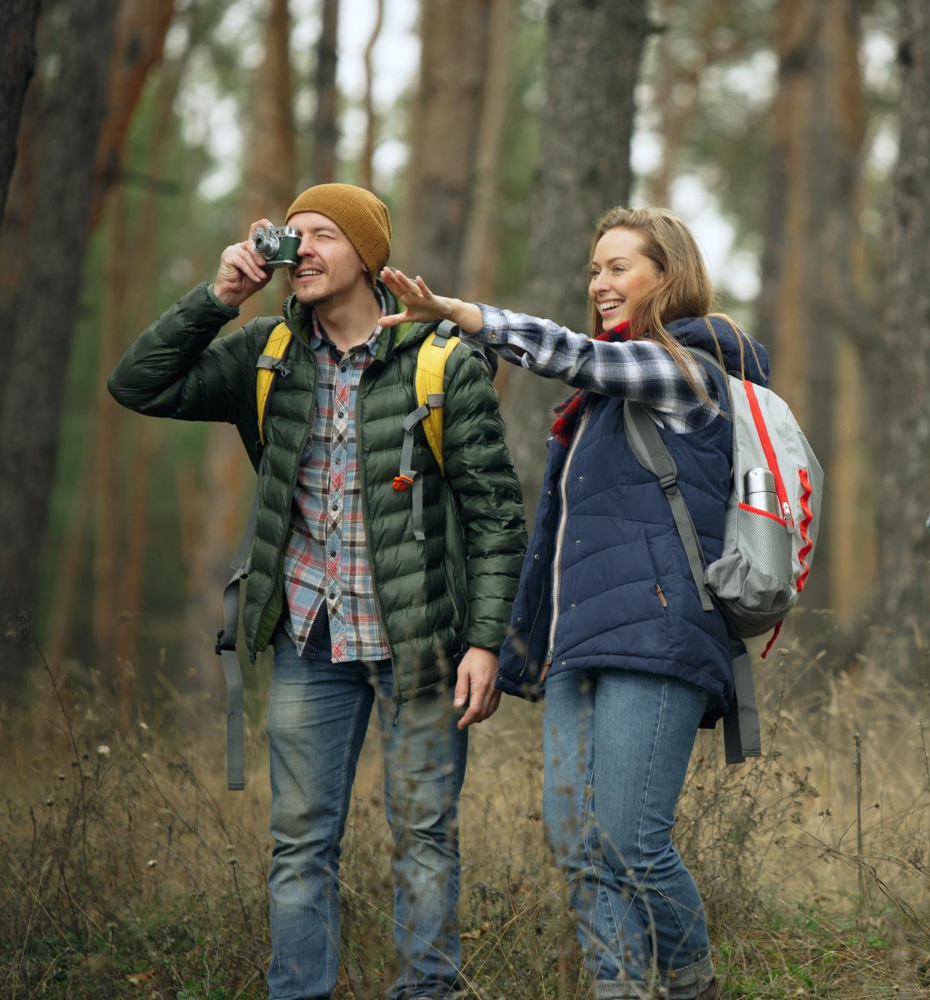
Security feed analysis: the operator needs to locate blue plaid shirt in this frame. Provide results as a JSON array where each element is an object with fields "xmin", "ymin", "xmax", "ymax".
[{"xmin": 473, "ymin": 306, "xmax": 720, "ymax": 433}]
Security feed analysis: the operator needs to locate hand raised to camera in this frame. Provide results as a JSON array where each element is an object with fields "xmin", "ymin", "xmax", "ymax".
[{"xmin": 212, "ymin": 219, "xmax": 276, "ymax": 308}]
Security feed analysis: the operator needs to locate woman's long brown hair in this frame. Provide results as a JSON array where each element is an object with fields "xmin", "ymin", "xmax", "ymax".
[{"xmin": 588, "ymin": 206, "xmax": 762, "ymax": 410}]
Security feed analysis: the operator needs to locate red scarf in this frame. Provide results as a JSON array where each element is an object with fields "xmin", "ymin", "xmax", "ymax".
[{"xmin": 549, "ymin": 321, "xmax": 633, "ymax": 447}]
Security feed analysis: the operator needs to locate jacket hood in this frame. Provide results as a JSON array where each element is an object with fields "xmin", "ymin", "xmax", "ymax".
[{"xmin": 665, "ymin": 315, "xmax": 769, "ymax": 387}]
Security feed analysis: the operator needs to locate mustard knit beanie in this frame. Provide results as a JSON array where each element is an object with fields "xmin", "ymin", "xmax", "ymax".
[{"xmin": 285, "ymin": 183, "xmax": 392, "ymax": 286}]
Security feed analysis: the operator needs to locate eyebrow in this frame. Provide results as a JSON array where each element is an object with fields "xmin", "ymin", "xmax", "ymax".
[{"xmin": 590, "ymin": 256, "xmax": 633, "ymax": 268}]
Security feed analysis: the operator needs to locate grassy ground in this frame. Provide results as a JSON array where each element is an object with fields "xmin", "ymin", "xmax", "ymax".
[{"xmin": 2, "ymin": 633, "xmax": 930, "ymax": 998}]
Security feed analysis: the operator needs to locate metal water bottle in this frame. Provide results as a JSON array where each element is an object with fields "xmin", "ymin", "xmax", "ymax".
[{"xmin": 744, "ymin": 468, "xmax": 779, "ymax": 514}]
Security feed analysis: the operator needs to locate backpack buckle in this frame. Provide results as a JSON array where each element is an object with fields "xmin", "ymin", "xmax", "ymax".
[
  {"xmin": 272, "ymin": 359, "xmax": 292, "ymax": 377},
  {"xmin": 658, "ymin": 473, "xmax": 678, "ymax": 495},
  {"xmin": 215, "ymin": 628, "xmax": 235, "ymax": 655},
  {"xmin": 393, "ymin": 474, "xmax": 414, "ymax": 492}
]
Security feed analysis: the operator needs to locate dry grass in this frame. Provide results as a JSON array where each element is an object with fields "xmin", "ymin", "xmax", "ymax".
[{"xmin": 2, "ymin": 625, "xmax": 930, "ymax": 998}]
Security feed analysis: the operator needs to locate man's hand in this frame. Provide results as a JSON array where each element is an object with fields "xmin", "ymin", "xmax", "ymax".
[
  {"xmin": 453, "ymin": 647, "xmax": 502, "ymax": 729},
  {"xmin": 380, "ymin": 267, "xmax": 483, "ymax": 333},
  {"xmin": 212, "ymin": 218, "xmax": 276, "ymax": 308}
]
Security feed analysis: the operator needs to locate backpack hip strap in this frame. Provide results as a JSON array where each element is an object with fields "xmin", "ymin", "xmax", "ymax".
[{"xmin": 213, "ymin": 480, "xmax": 261, "ymax": 791}]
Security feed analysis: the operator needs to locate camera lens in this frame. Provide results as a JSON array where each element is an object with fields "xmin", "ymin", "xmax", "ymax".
[{"xmin": 253, "ymin": 233, "xmax": 280, "ymax": 258}]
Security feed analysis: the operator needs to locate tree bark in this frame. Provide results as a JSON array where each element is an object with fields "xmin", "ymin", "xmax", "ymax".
[
  {"xmin": 88, "ymin": 0, "xmax": 177, "ymax": 231},
  {"xmin": 312, "ymin": 0, "xmax": 339, "ymax": 184},
  {"xmin": 870, "ymin": 0, "xmax": 930, "ymax": 669},
  {"xmin": 0, "ymin": 0, "xmax": 121, "ymax": 695},
  {"xmin": 0, "ymin": 0, "xmax": 41, "ymax": 226},
  {"xmin": 501, "ymin": 0, "xmax": 650, "ymax": 511},
  {"xmin": 754, "ymin": 0, "xmax": 867, "ymax": 626},
  {"xmin": 459, "ymin": 0, "xmax": 513, "ymax": 306},
  {"xmin": 397, "ymin": 0, "xmax": 497, "ymax": 290},
  {"xmin": 360, "ymin": 0, "xmax": 385, "ymax": 190},
  {"xmin": 182, "ymin": 0, "xmax": 297, "ymax": 686}
]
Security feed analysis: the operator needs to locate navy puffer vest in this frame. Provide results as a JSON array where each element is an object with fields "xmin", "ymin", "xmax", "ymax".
[{"xmin": 496, "ymin": 316, "xmax": 770, "ymax": 727}]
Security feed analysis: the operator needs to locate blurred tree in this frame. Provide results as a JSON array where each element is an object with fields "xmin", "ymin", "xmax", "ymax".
[
  {"xmin": 460, "ymin": 0, "xmax": 514, "ymax": 306},
  {"xmin": 0, "ymin": 0, "xmax": 41, "ymax": 226},
  {"xmin": 182, "ymin": 0, "xmax": 297, "ymax": 686},
  {"xmin": 502, "ymin": 0, "xmax": 650, "ymax": 508},
  {"xmin": 755, "ymin": 0, "xmax": 868, "ymax": 626},
  {"xmin": 311, "ymin": 0, "xmax": 340, "ymax": 185},
  {"xmin": 361, "ymin": 0, "xmax": 385, "ymax": 190},
  {"xmin": 0, "ymin": 0, "xmax": 121, "ymax": 694},
  {"xmin": 398, "ymin": 0, "xmax": 500, "ymax": 289},
  {"xmin": 871, "ymin": 0, "xmax": 930, "ymax": 668}
]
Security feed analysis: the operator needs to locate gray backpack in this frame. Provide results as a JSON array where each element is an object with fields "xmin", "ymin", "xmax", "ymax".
[{"xmin": 624, "ymin": 347, "xmax": 823, "ymax": 764}]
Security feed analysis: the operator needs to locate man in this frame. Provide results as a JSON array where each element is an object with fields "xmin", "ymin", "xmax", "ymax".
[{"xmin": 108, "ymin": 183, "xmax": 525, "ymax": 999}]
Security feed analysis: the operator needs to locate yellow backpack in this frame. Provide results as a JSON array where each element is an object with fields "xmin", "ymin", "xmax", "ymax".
[{"xmin": 256, "ymin": 319, "xmax": 463, "ymax": 539}]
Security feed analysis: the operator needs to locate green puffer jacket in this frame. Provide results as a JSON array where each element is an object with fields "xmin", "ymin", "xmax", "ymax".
[{"xmin": 108, "ymin": 281, "xmax": 526, "ymax": 702}]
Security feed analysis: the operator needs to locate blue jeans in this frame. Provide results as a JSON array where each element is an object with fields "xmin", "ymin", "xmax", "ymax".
[
  {"xmin": 543, "ymin": 668, "xmax": 715, "ymax": 1000},
  {"xmin": 266, "ymin": 629, "xmax": 468, "ymax": 999}
]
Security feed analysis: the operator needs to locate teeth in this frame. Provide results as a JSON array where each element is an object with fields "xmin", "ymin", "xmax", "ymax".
[
  {"xmin": 298, "ymin": 269, "xmax": 322, "ymax": 277},
  {"xmin": 599, "ymin": 301, "xmax": 622, "ymax": 310}
]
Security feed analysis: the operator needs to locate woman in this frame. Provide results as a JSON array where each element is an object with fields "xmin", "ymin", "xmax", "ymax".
[{"xmin": 380, "ymin": 206, "xmax": 769, "ymax": 1000}]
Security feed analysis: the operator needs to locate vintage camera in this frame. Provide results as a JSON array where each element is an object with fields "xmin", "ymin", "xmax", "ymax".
[{"xmin": 252, "ymin": 225, "xmax": 300, "ymax": 269}]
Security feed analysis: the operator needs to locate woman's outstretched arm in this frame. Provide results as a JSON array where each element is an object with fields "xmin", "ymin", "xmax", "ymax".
[{"xmin": 380, "ymin": 267, "xmax": 713, "ymax": 424}]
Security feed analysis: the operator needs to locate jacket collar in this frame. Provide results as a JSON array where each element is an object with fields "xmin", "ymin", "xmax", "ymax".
[{"xmin": 282, "ymin": 279, "xmax": 404, "ymax": 362}]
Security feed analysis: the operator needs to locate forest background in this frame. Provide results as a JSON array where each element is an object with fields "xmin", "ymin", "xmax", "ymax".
[{"xmin": 1, "ymin": 0, "xmax": 929, "ymax": 997}]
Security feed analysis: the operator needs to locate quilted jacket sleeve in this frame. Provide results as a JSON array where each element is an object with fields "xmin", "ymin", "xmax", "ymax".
[
  {"xmin": 441, "ymin": 348, "xmax": 526, "ymax": 652},
  {"xmin": 107, "ymin": 282, "xmax": 265, "ymax": 426}
]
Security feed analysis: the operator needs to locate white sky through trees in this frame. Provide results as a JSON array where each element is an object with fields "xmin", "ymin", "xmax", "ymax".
[{"xmin": 169, "ymin": 0, "xmax": 896, "ymax": 310}]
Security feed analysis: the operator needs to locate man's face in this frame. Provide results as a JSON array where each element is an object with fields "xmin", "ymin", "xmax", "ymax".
[{"xmin": 286, "ymin": 211, "xmax": 367, "ymax": 306}]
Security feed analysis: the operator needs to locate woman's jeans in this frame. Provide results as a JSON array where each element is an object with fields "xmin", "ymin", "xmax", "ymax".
[
  {"xmin": 266, "ymin": 630, "xmax": 468, "ymax": 1000},
  {"xmin": 543, "ymin": 668, "xmax": 715, "ymax": 1000}
]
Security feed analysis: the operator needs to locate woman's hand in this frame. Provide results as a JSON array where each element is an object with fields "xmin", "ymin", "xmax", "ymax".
[{"xmin": 380, "ymin": 268, "xmax": 483, "ymax": 332}]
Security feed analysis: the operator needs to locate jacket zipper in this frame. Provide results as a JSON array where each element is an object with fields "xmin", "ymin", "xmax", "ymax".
[
  {"xmin": 517, "ymin": 572, "xmax": 548, "ymax": 680},
  {"xmin": 253, "ymin": 336, "xmax": 317, "ymax": 655},
  {"xmin": 355, "ymin": 364, "xmax": 397, "ymax": 677},
  {"xmin": 541, "ymin": 405, "xmax": 593, "ymax": 682}
]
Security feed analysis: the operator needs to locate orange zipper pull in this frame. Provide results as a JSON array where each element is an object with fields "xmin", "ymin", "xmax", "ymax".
[{"xmin": 655, "ymin": 584, "xmax": 668, "ymax": 608}]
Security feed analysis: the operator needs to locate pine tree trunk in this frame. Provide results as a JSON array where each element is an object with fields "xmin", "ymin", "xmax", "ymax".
[
  {"xmin": 755, "ymin": 0, "xmax": 867, "ymax": 628},
  {"xmin": 182, "ymin": 0, "xmax": 297, "ymax": 687},
  {"xmin": 312, "ymin": 0, "xmax": 339, "ymax": 185},
  {"xmin": 870, "ymin": 0, "xmax": 930, "ymax": 669},
  {"xmin": 398, "ymin": 0, "xmax": 497, "ymax": 290},
  {"xmin": 459, "ymin": 0, "xmax": 513, "ymax": 306},
  {"xmin": 0, "ymin": 0, "xmax": 121, "ymax": 696},
  {"xmin": 0, "ymin": 0, "xmax": 41, "ymax": 226},
  {"xmin": 360, "ymin": 0, "xmax": 385, "ymax": 191},
  {"xmin": 502, "ymin": 0, "xmax": 650, "ymax": 510}
]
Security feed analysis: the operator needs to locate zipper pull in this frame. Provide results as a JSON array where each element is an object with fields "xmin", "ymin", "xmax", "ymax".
[
  {"xmin": 782, "ymin": 501, "xmax": 795, "ymax": 530},
  {"xmin": 655, "ymin": 584, "xmax": 668, "ymax": 609}
]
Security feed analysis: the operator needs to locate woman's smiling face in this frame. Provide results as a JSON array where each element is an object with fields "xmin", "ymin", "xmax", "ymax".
[{"xmin": 588, "ymin": 227, "xmax": 663, "ymax": 329}]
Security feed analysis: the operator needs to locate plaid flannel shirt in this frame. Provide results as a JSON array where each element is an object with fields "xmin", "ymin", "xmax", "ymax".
[
  {"xmin": 282, "ymin": 293, "xmax": 391, "ymax": 662},
  {"xmin": 473, "ymin": 306, "xmax": 720, "ymax": 433}
]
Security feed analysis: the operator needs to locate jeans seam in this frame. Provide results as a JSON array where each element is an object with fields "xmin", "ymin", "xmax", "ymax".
[
  {"xmin": 633, "ymin": 676, "xmax": 701, "ymax": 965},
  {"xmin": 326, "ymin": 678, "xmax": 370, "ymax": 989}
]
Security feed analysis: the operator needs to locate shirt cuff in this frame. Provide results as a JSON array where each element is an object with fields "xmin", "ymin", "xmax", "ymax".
[
  {"xmin": 204, "ymin": 281, "xmax": 242, "ymax": 319},
  {"xmin": 464, "ymin": 303, "xmax": 508, "ymax": 344}
]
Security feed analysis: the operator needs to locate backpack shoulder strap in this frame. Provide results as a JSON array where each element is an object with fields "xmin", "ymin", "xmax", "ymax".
[
  {"xmin": 393, "ymin": 320, "xmax": 462, "ymax": 541},
  {"xmin": 414, "ymin": 320, "xmax": 461, "ymax": 475},
  {"xmin": 256, "ymin": 322, "xmax": 293, "ymax": 445},
  {"xmin": 622, "ymin": 401, "xmax": 714, "ymax": 613}
]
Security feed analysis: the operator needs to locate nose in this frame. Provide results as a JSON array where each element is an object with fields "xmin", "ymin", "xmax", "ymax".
[
  {"xmin": 297, "ymin": 233, "xmax": 318, "ymax": 258},
  {"xmin": 589, "ymin": 272, "xmax": 609, "ymax": 297}
]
